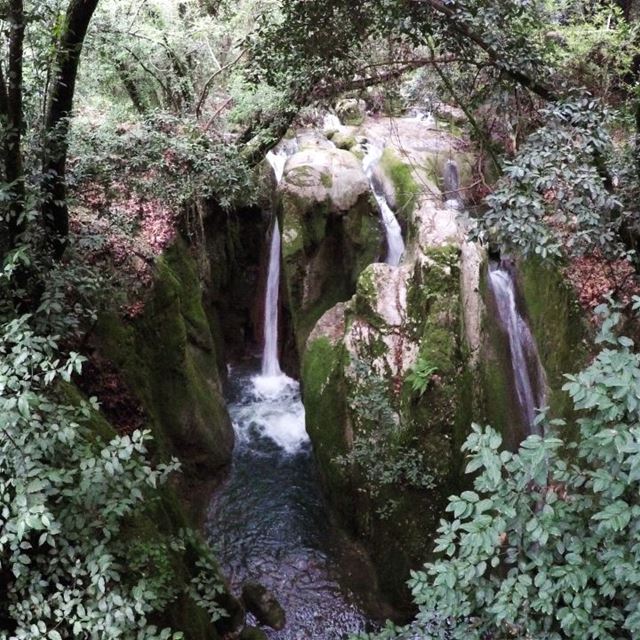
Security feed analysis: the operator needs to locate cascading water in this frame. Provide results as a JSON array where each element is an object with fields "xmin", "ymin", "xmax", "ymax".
[
  {"xmin": 443, "ymin": 159, "xmax": 462, "ymax": 210},
  {"xmin": 262, "ymin": 218, "xmax": 283, "ymax": 377},
  {"xmin": 261, "ymin": 149, "xmax": 290, "ymax": 379},
  {"xmin": 207, "ymin": 141, "xmax": 383, "ymax": 638},
  {"xmin": 206, "ymin": 367, "xmax": 378, "ymax": 638},
  {"xmin": 488, "ymin": 262, "xmax": 546, "ymax": 435},
  {"xmin": 362, "ymin": 144, "xmax": 405, "ymax": 266}
]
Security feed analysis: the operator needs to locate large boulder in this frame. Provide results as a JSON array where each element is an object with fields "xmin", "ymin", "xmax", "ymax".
[
  {"xmin": 279, "ymin": 146, "xmax": 383, "ymax": 352},
  {"xmin": 335, "ymin": 98, "xmax": 367, "ymax": 125},
  {"xmin": 300, "ymin": 117, "xmax": 482, "ymax": 608},
  {"xmin": 241, "ymin": 583, "xmax": 286, "ymax": 631}
]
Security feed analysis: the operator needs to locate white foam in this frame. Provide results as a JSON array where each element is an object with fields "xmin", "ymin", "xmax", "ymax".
[{"xmin": 244, "ymin": 374, "xmax": 310, "ymax": 454}]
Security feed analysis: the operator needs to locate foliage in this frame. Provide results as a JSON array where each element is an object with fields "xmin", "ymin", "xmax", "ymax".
[
  {"xmin": 473, "ymin": 97, "xmax": 621, "ymax": 258},
  {"xmin": 69, "ymin": 112, "xmax": 256, "ymax": 210},
  {"xmin": 406, "ymin": 357, "xmax": 438, "ymax": 398},
  {"xmin": 336, "ymin": 361, "xmax": 436, "ymax": 519},
  {"xmin": 357, "ymin": 303, "xmax": 640, "ymax": 639},
  {"xmin": 0, "ymin": 248, "xmax": 227, "ymax": 636}
]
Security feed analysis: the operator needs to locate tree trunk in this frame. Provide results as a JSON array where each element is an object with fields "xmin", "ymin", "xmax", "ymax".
[
  {"xmin": 42, "ymin": 0, "xmax": 100, "ymax": 260},
  {"xmin": 114, "ymin": 59, "xmax": 146, "ymax": 115},
  {"xmin": 5, "ymin": 0, "xmax": 25, "ymax": 247}
]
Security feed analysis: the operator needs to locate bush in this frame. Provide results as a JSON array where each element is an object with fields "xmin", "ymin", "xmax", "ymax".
[{"xmin": 358, "ymin": 301, "xmax": 640, "ymax": 640}]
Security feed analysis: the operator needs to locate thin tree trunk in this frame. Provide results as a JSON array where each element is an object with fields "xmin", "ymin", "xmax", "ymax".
[
  {"xmin": 6, "ymin": 0, "xmax": 26, "ymax": 246},
  {"xmin": 114, "ymin": 59, "xmax": 146, "ymax": 115},
  {"xmin": 42, "ymin": 0, "xmax": 100, "ymax": 260}
]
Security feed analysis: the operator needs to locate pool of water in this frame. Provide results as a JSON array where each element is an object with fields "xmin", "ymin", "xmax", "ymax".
[{"xmin": 205, "ymin": 365, "xmax": 386, "ymax": 639}]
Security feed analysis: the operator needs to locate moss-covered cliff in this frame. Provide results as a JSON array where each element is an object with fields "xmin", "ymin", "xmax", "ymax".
[
  {"xmin": 93, "ymin": 239, "xmax": 234, "ymax": 485},
  {"xmin": 78, "ymin": 238, "xmax": 241, "ymax": 639}
]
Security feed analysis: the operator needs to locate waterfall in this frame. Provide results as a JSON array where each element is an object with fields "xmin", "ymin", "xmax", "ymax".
[
  {"xmin": 362, "ymin": 143, "xmax": 405, "ymax": 266},
  {"xmin": 262, "ymin": 218, "xmax": 283, "ymax": 377},
  {"xmin": 266, "ymin": 149, "xmax": 288, "ymax": 184},
  {"xmin": 443, "ymin": 159, "xmax": 462, "ymax": 210},
  {"xmin": 260, "ymin": 149, "xmax": 291, "ymax": 380},
  {"xmin": 488, "ymin": 262, "xmax": 546, "ymax": 433}
]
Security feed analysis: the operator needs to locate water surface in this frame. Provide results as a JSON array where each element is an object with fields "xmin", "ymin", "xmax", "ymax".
[{"xmin": 206, "ymin": 366, "xmax": 382, "ymax": 639}]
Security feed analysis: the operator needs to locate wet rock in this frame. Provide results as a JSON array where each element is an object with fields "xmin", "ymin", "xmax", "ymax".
[
  {"xmin": 240, "ymin": 627, "xmax": 269, "ymax": 640},
  {"xmin": 215, "ymin": 591, "xmax": 245, "ymax": 636},
  {"xmin": 242, "ymin": 582, "xmax": 286, "ymax": 631},
  {"xmin": 336, "ymin": 98, "xmax": 366, "ymax": 125},
  {"xmin": 278, "ymin": 147, "xmax": 383, "ymax": 351}
]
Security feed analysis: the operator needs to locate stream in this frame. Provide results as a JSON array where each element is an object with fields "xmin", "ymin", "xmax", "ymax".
[{"xmin": 205, "ymin": 369, "xmax": 381, "ymax": 639}]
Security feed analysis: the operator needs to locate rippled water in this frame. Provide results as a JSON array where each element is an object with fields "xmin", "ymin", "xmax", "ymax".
[{"xmin": 205, "ymin": 366, "xmax": 383, "ymax": 639}]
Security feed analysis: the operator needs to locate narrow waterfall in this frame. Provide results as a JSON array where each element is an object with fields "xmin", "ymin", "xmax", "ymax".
[
  {"xmin": 262, "ymin": 218, "xmax": 283, "ymax": 377},
  {"xmin": 488, "ymin": 262, "xmax": 546, "ymax": 434},
  {"xmin": 261, "ymin": 149, "xmax": 290, "ymax": 378},
  {"xmin": 362, "ymin": 144, "xmax": 405, "ymax": 266},
  {"xmin": 443, "ymin": 159, "xmax": 462, "ymax": 210}
]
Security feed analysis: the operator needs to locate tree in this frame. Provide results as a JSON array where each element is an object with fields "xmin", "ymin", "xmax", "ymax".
[{"xmin": 0, "ymin": 0, "xmax": 100, "ymax": 261}]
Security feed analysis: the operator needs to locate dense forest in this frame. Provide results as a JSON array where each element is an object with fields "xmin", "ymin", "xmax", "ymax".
[{"xmin": 1, "ymin": 0, "xmax": 640, "ymax": 638}]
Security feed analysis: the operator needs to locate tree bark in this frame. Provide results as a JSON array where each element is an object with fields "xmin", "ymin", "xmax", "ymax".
[
  {"xmin": 5, "ymin": 0, "xmax": 25, "ymax": 246},
  {"xmin": 114, "ymin": 59, "xmax": 146, "ymax": 115},
  {"xmin": 42, "ymin": 0, "xmax": 100, "ymax": 260}
]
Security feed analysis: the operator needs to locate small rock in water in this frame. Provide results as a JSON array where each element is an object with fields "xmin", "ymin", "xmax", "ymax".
[
  {"xmin": 240, "ymin": 626, "xmax": 269, "ymax": 640},
  {"xmin": 242, "ymin": 582, "xmax": 287, "ymax": 631}
]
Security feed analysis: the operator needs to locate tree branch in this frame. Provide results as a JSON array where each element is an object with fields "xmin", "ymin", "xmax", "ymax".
[
  {"xmin": 411, "ymin": 0, "xmax": 558, "ymax": 102},
  {"xmin": 6, "ymin": 0, "xmax": 26, "ymax": 245},
  {"xmin": 195, "ymin": 47, "xmax": 246, "ymax": 119}
]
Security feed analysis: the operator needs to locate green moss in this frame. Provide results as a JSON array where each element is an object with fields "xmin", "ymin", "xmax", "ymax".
[
  {"xmin": 331, "ymin": 132, "xmax": 357, "ymax": 150},
  {"xmin": 519, "ymin": 257, "xmax": 590, "ymax": 420},
  {"xmin": 281, "ymin": 190, "xmax": 381, "ymax": 354},
  {"xmin": 95, "ymin": 239, "xmax": 233, "ymax": 478},
  {"xmin": 302, "ymin": 336, "xmax": 351, "ymax": 502},
  {"xmin": 380, "ymin": 148, "xmax": 420, "ymax": 224},
  {"xmin": 320, "ymin": 172, "xmax": 333, "ymax": 188}
]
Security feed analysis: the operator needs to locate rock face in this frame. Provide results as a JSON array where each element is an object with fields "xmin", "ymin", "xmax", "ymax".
[
  {"xmin": 297, "ymin": 116, "xmax": 481, "ymax": 607},
  {"xmin": 279, "ymin": 146, "xmax": 383, "ymax": 352},
  {"xmin": 87, "ymin": 239, "xmax": 240, "ymax": 639},
  {"xmin": 292, "ymin": 115, "xmax": 590, "ymax": 608},
  {"xmin": 242, "ymin": 583, "xmax": 286, "ymax": 631},
  {"xmin": 94, "ymin": 239, "xmax": 234, "ymax": 484}
]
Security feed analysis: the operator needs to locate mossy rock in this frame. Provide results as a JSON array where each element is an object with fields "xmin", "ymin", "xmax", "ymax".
[
  {"xmin": 478, "ymin": 256, "xmax": 591, "ymax": 447},
  {"xmin": 94, "ymin": 239, "xmax": 234, "ymax": 479},
  {"xmin": 379, "ymin": 148, "xmax": 420, "ymax": 229},
  {"xmin": 518, "ymin": 257, "xmax": 591, "ymax": 420},
  {"xmin": 331, "ymin": 130, "xmax": 358, "ymax": 150},
  {"xmin": 302, "ymin": 332, "xmax": 352, "ymax": 507},
  {"xmin": 61, "ymin": 385, "xmax": 230, "ymax": 640},
  {"xmin": 279, "ymin": 149, "xmax": 383, "ymax": 354}
]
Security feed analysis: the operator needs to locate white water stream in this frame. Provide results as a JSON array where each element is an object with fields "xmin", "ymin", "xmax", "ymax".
[
  {"xmin": 362, "ymin": 144, "xmax": 405, "ymax": 266},
  {"xmin": 206, "ymin": 144, "xmax": 382, "ymax": 638},
  {"xmin": 488, "ymin": 263, "xmax": 546, "ymax": 433},
  {"xmin": 261, "ymin": 150, "xmax": 290, "ymax": 380}
]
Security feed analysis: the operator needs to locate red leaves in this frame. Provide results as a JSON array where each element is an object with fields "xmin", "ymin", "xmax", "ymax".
[
  {"xmin": 72, "ymin": 181, "xmax": 178, "ymax": 307},
  {"xmin": 565, "ymin": 253, "xmax": 639, "ymax": 316}
]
